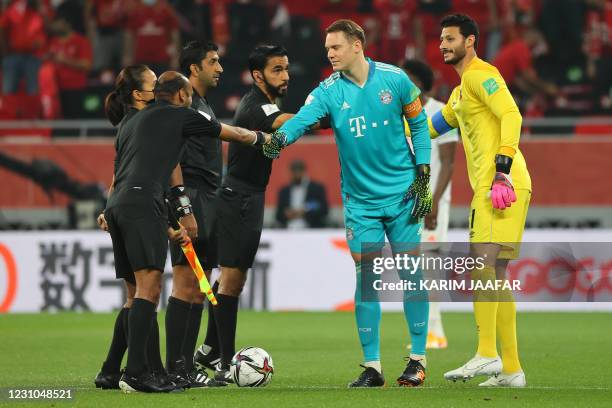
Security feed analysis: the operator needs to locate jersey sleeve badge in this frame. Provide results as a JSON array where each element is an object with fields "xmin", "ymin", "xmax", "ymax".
[{"xmin": 482, "ymin": 78, "xmax": 500, "ymax": 95}]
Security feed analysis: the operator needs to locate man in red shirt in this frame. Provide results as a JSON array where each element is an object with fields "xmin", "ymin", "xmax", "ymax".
[
  {"xmin": 493, "ymin": 27, "xmax": 557, "ymax": 101},
  {"xmin": 375, "ymin": 0, "xmax": 419, "ymax": 64},
  {"xmin": 0, "ymin": 0, "xmax": 46, "ymax": 95},
  {"xmin": 84, "ymin": 0, "xmax": 125, "ymax": 73},
  {"xmin": 123, "ymin": 0, "xmax": 180, "ymax": 74},
  {"xmin": 47, "ymin": 11, "xmax": 93, "ymax": 118}
]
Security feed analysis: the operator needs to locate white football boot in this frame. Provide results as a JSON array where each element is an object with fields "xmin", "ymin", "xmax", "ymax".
[
  {"xmin": 479, "ymin": 371, "xmax": 526, "ymax": 387},
  {"xmin": 444, "ymin": 354, "xmax": 502, "ymax": 381}
]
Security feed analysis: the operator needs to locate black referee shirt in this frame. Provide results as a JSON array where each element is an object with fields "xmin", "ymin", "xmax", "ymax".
[
  {"xmin": 225, "ymin": 85, "xmax": 283, "ymax": 193},
  {"xmin": 112, "ymin": 100, "xmax": 222, "ymax": 200},
  {"xmin": 179, "ymin": 89, "xmax": 223, "ymax": 191},
  {"xmin": 113, "ymin": 107, "xmax": 139, "ymax": 178}
]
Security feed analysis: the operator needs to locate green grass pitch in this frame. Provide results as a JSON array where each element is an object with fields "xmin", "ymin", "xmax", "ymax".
[{"xmin": 1, "ymin": 311, "xmax": 611, "ymax": 407}]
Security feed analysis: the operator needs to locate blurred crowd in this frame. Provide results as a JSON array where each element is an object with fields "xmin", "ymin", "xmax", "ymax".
[{"xmin": 0, "ymin": 0, "xmax": 610, "ymax": 120}]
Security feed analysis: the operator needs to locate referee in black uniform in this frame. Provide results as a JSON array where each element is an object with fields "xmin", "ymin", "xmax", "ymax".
[
  {"xmin": 95, "ymin": 65, "xmax": 161, "ymax": 390},
  {"xmin": 106, "ymin": 71, "xmax": 270, "ymax": 393},
  {"xmin": 194, "ymin": 45, "xmax": 298, "ymax": 383},
  {"xmin": 164, "ymin": 41, "xmax": 225, "ymax": 388}
]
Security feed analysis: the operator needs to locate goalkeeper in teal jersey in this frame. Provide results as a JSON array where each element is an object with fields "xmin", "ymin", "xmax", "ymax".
[{"xmin": 263, "ymin": 19, "xmax": 432, "ymax": 387}]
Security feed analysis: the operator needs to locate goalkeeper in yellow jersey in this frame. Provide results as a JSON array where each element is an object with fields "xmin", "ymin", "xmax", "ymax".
[{"xmin": 430, "ymin": 14, "xmax": 532, "ymax": 387}]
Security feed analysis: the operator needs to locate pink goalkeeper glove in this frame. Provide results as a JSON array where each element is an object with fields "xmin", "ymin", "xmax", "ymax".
[{"xmin": 490, "ymin": 172, "xmax": 516, "ymax": 210}]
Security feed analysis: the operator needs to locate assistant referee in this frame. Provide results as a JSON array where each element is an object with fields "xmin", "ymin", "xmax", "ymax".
[
  {"xmin": 105, "ymin": 71, "xmax": 270, "ymax": 393},
  {"xmin": 194, "ymin": 45, "xmax": 297, "ymax": 383},
  {"xmin": 164, "ymin": 41, "xmax": 225, "ymax": 389}
]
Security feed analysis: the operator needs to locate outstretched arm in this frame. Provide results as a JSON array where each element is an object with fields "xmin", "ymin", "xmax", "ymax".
[
  {"xmin": 182, "ymin": 109, "xmax": 270, "ymax": 145},
  {"xmin": 280, "ymin": 86, "xmax": 330, "ymax": 145},
  {"xmin": 219, "ymin": 123, "xmax": 270, "ymax": 145}
]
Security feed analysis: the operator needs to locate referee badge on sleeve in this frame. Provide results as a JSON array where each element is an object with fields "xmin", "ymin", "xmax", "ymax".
[{"xmin": 261, "ymin": 104, "xmax": 280, "ymax": 116}]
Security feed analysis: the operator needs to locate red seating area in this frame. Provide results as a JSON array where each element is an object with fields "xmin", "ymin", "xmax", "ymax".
[{"xmin": 1, "ymin": 0, "xmax": 610, "ymax": 120}]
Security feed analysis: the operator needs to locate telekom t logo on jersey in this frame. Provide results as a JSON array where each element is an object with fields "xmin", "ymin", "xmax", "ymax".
[
  {"xmin": 349, "ymin": 116, "xmax": 366, "ymax": 138},
  {"xmin": 349, "ymin": 115, "xmax": 390, "ymax": 138}
]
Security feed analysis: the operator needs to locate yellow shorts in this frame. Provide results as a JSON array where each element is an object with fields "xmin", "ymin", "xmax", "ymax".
[{"xmin": 469, "ymin": 188, "xmax": 531, "ymax": 259}]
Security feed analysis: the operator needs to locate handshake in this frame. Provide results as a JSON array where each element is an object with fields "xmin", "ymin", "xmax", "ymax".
[{"xmin": 262, "ymin": 130, "xmax": 288, "ymax": 159}]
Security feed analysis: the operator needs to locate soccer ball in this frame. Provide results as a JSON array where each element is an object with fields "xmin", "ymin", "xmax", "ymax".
[{"xmin": 230, "ymin": 346, "xmax": 274, "ymax": 387}]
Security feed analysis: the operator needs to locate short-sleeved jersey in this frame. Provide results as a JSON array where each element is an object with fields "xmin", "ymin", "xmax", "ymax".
[
  {"xmin": 438, "ymin": 57, "xmax": 531, "ymax": 192},
  {"xmin": 179, "ymin": 89, "xmax": 222, "ymax": 191},
  {"xmin": 225, "ymin": 85, "xmax": 284, "ymax": 193},
  {"xmin": 279, "ymin": 59, "xmax": 431, "ymax": 209},
  {"xmin": 111, "ymin": 100, "xmax": 221, "ymax": 202}
]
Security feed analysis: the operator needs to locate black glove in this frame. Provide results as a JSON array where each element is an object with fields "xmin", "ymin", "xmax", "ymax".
[{"xmin": 404, "ymin": 164, "xmax": 433, "ymax": 219}]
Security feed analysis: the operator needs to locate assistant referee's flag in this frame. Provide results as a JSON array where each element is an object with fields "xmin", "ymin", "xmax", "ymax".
[{"xmin": 166, "ymin": 200, "xmax": 218, "ymax": 305}]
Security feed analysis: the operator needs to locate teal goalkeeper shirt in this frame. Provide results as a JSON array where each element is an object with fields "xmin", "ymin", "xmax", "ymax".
[{"xmin": 279, "ymin": 59, "xmax": 431, "ymax": 209}]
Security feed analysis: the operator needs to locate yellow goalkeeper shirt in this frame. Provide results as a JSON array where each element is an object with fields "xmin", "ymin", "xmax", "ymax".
[{"xmin": 434, "ymin": 57, "xmax": 531, "ymax": 192}]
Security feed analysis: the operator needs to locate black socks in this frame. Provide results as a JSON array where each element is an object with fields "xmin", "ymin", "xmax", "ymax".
[
  {"xmin": 202, "ymin": 281, "xmax": 220, "ymax": 351},
  {"xmin": 125, "ymin": 298, "xmax": 156, "ymax": 377},
  {"xmin": 101, "ymin": 307, "xmax": 129, "ymax": 373},
  {"xmin": 182, "ymin": 302, "xmax": 203, "ymax": 372},
  {"xmin": 213, "ymin": 294, "xmax": 239, "ymax": 367},
  {"xmin": 165, "ymin": 296, "xmax": 191, "ymax": 368}
]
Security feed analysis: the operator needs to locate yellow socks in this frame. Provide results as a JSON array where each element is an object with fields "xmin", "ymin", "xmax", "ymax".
[
  {"xmin": 472, "ymin": 265, "xmax": 498, "ymax": 358},
  {"xmin": 497, "ymin": 290, "xmax": 522, "ymax": 373}
]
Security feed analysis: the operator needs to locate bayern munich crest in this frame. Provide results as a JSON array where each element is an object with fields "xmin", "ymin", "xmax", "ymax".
[{"xmin": 379, "ymin": 89, "xmax": 393, "ymax": 104}]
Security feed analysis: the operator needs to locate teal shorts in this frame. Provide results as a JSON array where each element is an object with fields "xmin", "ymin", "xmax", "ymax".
[{"xmin": 344, "ymin": 198, "xmax": 422, "ymax": 255}]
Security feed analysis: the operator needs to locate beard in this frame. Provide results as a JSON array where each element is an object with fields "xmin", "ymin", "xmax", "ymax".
[
  {"xmin": 264, "ymin": 78, "xmax": 288, "ymax": 99},
  {"xmin": 443, "ymin": 47, "xmax": 466, "ymax": 65}
]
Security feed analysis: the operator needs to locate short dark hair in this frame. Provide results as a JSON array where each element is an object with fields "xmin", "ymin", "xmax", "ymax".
[
  {"xmin": 180, "ymin": 40, "xmax": 219, "ymax": 77},
  {"xmin": 248, "ymin": 44, "xmax": 288, "ymax": 74},
  {"xmin": 154, "ymin": 74, "xmax": 189, "ymax": 100},
  {"xmin": 440, "ymin": 14, "xmax": 479, "ymax": 49},
  {"xmin": 403, "ymin": 60, "xmax": 434, "ymax": 93},
  {"xmin": 326, "ymin": 19, "xmax": 366, "ymax": 47}
]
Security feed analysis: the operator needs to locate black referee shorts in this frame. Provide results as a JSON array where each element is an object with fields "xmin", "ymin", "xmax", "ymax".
[
  {"xmin": 105, "ymin": 189, "xmax": 168, "ymax": 284},
  {"xmin": 170, "ymin": 186, "xmax": 219, "ymax": 270},
  {"xmin": 217, "ymin": 186, "xmax": 265, "ymax": 270}
]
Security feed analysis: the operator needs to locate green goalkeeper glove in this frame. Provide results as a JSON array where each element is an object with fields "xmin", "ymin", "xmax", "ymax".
[
  {"xmin": 405, "ymin": 164, "xmax": 432, "ymax": 219},
  {"xmin": 262, "ymin": 130, "xmax": 288, "ymax": 159}
]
